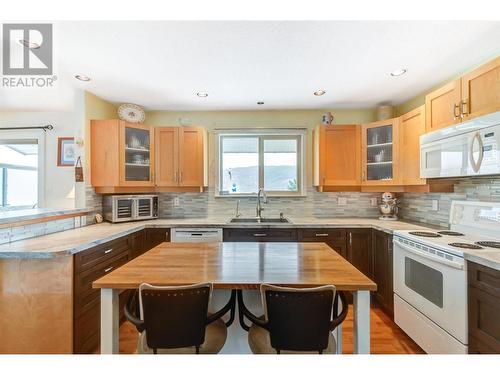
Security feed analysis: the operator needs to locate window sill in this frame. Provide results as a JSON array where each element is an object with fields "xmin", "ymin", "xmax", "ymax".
[{"xmin": 214, "ymin": 193, "xmax": 307, "ymax": 199}]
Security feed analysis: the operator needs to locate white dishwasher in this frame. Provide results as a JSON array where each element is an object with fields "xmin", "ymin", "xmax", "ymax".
[{"xmin": 170, "ymin": 227, "xmax": 223, "ymax": 242}]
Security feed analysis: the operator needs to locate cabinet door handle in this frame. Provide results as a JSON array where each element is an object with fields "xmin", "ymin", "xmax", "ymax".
[
  {"xmin": 174, "ymin": 171, "xmax": 178, "ymax": 183},
  {"xmin": 104, "ymin": 249, "xmax": 113, "ymax": 254},
  {"xmin": 349, "ymin": 232, "xmax": 353, "ymax": 246},
  {"xmin": 253, "ymin": 233, "xmax": 267, "ymax": 237},
  {"xmin": 453, "ymin": 103, "xmax": 460, "ymax": 120},
  {"xmin": 362, "ymin": 171, "xmax": 366, "ymax": 181},
  {"xmin": 179, "ymin": 171, "xmax": 183, "ymax": 183},
  {"xmin": 104, "ymin": 266, "xmax": 114, "ymax": 273},
  {"xmin": 315, "ymin": 233, "xmax": 329, "ymax": 237},
  {"xmin": 461, "ymin": 100, "xmax": 468, "ymax": 118}
]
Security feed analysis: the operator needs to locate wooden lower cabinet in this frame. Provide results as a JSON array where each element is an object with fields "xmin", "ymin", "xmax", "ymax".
[
  {"xmin": 297, "ymin": 228, "xmax": 347, "ymax": 258},
  {"xmin": 223, "ymin": 228, "xmax": 298, "ymax": 242},
  {"xmin": 346, "ymin": 228, "xmax": 373, "ymax": 279},
  {"xmin": 73, "ymin": 228, "xmax": 171, "ymax": 353},
  {"xmin": 468, "ymin": 261, "xmax": 500, "ymax": 353},
  {"xmin": 372, "ymin": 230, "xmax": 393, "ymax": 316}
]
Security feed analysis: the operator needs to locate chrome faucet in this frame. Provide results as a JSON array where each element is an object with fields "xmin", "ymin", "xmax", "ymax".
[{"xmin": 256, "ymin": 188, "xmax": 268, "ymax": 222}]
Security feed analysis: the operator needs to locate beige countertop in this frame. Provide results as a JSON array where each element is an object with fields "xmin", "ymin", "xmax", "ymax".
[
  {"xmin": 3, "ymin": 215, "xmax": 498, "ymax": 277},
  {"xmin": 0, "ymin": 217, "xmax": 433, "ymax": 259}
]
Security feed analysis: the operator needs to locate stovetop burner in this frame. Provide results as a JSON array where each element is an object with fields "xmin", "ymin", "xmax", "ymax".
[
  {"xmin": 448, "ymin": 242, "xmax": 484, "ymax": 249},
  {"xmin": 437, "ymin": 231, "xmax": 464, "ymax": 236},
  {"xmin": 475, "ymin": 241, "xmax": 500, "ymax": 249},
  {"xmin": 409, "ymin": 231, "xmax": 442, "ymax": 238}
]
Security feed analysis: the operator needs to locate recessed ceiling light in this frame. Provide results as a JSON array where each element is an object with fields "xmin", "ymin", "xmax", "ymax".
[
  {"xmin": 18, "ymin": 39, "xmax": 40, "ymax": 49},
  {"xmin": 257, "ymin": 101, "xmax": 264, "ymax": 105},
  {"xmin": 390, "ymin": 68, "xmax": 407, "ymax": 77},
  {"xmin": 196, "ymin": 92, "xmax": 208, "ymax": 97},
  {"xmin": 74, "ymin": 74, "xmax": 91, "ymax": 82},
  {"xmin": 314, "ymin": 90, "xmax": 326, "ymax": 96}
]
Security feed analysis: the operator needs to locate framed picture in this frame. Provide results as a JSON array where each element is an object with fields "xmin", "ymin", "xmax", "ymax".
[{"xmin": 57, "ymin": 137, "xmax": 75, "ymax": 166}]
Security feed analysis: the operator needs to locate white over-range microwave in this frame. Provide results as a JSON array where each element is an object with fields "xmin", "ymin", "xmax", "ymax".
[
  {"xmin": 103, "ymin": 195, "xmax": 159, "ymax": 223},
  {"xmin": 420, "ymin": 110, "xmax": 500, "ymax": 178}
]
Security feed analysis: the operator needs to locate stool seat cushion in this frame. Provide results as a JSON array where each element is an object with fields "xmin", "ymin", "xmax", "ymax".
[
  {"xmin": 248, "ymin": 316, "xmax": 337, "ymax": 354},
  {"xmin": 137, "ymin": 318, "xmax": 227, "ymax": 354}
]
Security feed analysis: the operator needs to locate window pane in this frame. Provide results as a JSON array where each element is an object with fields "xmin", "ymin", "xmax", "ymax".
[
  {"xmin": 5, "ymin": 169, "xmax": 38, "ymax": 207},
  {"xmin": 0, "ymin": 142, "xmax": 38, "ymax": 209},
  {"xmin": 221, "ymin": 137, "xmax": 259, "ymax": 194},
  {"xmin": 264, "ymin": 139, "xmax": 298, "ymax": 191}
]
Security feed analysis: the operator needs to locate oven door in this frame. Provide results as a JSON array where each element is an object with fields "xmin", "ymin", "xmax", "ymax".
[
  {"xmin": 136, "ymin": 197, "xmax": 153, "ymax": 220},
  {"xmin": 113, "ymin": 197, "xmax": 135, "ymax": 222},
  {"xmin": 393, "ymin": 240, "xmax": 467, "ymax": 344}
]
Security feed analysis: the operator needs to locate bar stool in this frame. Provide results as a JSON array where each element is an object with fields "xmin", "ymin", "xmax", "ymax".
[
  {"xmin": 124, "ymin": 283, "xmax": 236, "ymax": 354},
  {"xmin": 237, "ymin": 284, "xmax": 348, "ymax": 354}
]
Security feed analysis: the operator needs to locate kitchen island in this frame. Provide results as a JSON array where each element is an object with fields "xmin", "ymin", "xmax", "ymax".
[{"xmin": 93, "ymin": 241, "xmax": 377, "ymax": 354}]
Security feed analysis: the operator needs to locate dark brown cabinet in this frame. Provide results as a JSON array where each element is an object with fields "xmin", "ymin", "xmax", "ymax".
[
  {"xmin": 372, "ymin": 230, "xmax": 393, "ymax": 316},
  {"xmin": 346, "ymin": 228, "xmax": 373, "ymax": 279},
  {"xmin": 73, "ymin": 228, "xmax": 171, "ymax": 353},
  {"xmin": 468, "ymin": 261, "xmax": 500, "ymax": 353},
  {"xmin": 223, "ymin": 228, "xmax": 298, "ymax": 242},
  {"xmin": 297, "ymin": 228, "xmax": 347, "ymax": 258},
  {"xmin": 144, "ymin": 228, "xmax": 170, "ymax": 250},
  {"xmin": 73, "ymin": 235, "xmax": 132, "ymax": 353}
]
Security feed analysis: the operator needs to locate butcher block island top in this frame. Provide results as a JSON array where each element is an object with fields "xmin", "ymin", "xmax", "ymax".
[{"xmin": 93, "ymin": 241, "xmax": 377, "ymax": 291}]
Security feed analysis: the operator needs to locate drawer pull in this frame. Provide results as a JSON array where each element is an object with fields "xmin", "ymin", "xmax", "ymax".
[
  {"xmin": 104, "ymin": 249, "xmax": 113, "ymax": 254},
  {"xmin": 315, "ymin": 233, "xmax": 329, "ymax": 237},
  {"xmin": 104, "ymin": 266, "xmax": 114, "ymax": 273},
  {"xmin": 253, "ymin": 233, "xmax": 267, "ymax": 237}
]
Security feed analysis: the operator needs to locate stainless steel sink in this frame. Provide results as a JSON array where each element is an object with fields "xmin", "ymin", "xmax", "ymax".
[{"xmin": 229, "ymin": 217, "xmax": 292, "ymax": 224}]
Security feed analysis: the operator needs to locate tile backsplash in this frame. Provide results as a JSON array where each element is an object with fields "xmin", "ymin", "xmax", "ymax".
[
  {"xmin": 398, "ymin": 177, "xmax": 500, "ymax": 228},
  {"xmin": 0, "ymin": 217, "xmax": 80, "ymax": 245},
  {"xmin": 157, "ymin": 188, "xmax": 381, "ymax": 219}
]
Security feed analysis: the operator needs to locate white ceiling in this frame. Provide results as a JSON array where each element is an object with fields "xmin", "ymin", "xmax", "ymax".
[{"xmin": 1, "ymin": 21, "xmax": 500, "ymax": 111}]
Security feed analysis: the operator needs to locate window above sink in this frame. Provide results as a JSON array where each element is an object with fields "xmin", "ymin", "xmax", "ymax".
[{"xmin": 214, "ymin": 129, "xmax": 306, "ymax": 197}]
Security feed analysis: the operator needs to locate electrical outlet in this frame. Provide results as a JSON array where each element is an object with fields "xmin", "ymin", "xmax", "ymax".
[
  {"xmin": 74, "ymin": 216, "xmax": 81, "ymax": 228},
  {"xmin": 173, "ymin": 197, "xmax": 180, "ymax": 206},
  {"xmin": 371, "ymin": 198, "xmax": 378, "ymax": 207},
  {"xmin": 338, "ymin": 197, "xmax": 347, "ymax": 206},
  {"xmin": 432, "ymin": 200, "xmax": 439, "ymax": 211}
]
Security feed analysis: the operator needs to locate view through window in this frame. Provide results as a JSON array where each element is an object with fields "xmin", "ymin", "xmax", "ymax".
[
  {"xmin": 219, "ymin": 133, "xmax": 302, "ymax": 195},
  {"xmin": 0, "ymin": 140, "xmax": 39, "ymax": 210}
]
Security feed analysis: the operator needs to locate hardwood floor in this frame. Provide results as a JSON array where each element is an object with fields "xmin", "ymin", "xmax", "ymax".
[{"xmin": 118, "ymin": 301, "xmax": 424, "ymax": 354}]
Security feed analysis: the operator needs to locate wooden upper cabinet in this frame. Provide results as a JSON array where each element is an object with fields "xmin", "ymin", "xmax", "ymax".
[
  {"xmin": 461, "ymin": 56, "xmax": 500, "ymax": 121},
  {"xmin": 361, "ymin": 117, "xmax": 400, "ymax": 186},
  {"xmin": 155, "ymin": 126, "xmax": 205, "ymax": 188},
  {"xmin": 314, "ymin": 125, "xmax": 361, "ymax": 188},
  {"xmin": 425, "ymin": 79, "xmax": 462, "ymax": 133},
  {"xmin": 178, "ymin": 127, "xmax": 204, "ymax": 187},
  {"xmin": 91, "ymin": 120, "xmax": 154, "ymax": 187},
  {"xmin": 155, "ymin": 127, "xmax": 178, "ymax": 187},
  {"xmin": 400, "ymin": 105, "xmax": 426, "ymax": 185},
  {"xmin": 119, "ymin": 122, "xmax": 155, "ymax": 186}
]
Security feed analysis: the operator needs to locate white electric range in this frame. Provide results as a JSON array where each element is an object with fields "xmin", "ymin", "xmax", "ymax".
[{"xmin": 393, "ymin": 200, "xmax": 500, "ymax": 354}]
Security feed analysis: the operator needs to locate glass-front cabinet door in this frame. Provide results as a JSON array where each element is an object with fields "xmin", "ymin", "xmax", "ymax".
[
  {"xmin": 362, "ymin": 118, "xmax": 400, "ymax": 185},
  {"xmin": 119, "ymin": 122, "xmax": 155, "ymax": 186}
]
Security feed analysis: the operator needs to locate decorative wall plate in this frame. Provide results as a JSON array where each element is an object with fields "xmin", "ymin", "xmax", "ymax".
[{"xmin": 117, "ymin": 103, "xmax": 146, "ymax": 123}]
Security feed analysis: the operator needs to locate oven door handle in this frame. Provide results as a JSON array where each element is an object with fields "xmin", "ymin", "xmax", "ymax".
[{"xmin": 395, "ymin": 240, "xmax": 464, "ymax": 270}]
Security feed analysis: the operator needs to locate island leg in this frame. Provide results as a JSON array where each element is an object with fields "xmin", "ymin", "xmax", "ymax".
[
  {"xmin": 353, "ymin": 290, "xmax": 370, "ymax": 354},
  {"xmin": 101, "ymin": 288, "xmax": 119, "ymax": 354}
]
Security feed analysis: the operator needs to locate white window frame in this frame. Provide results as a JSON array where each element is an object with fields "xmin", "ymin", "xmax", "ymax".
[
  {"xmin": 0, "ymin": 130, "xmax": 45, "ymax": 210},
  {"xmin": 214, "ymin": 128, "xmax": 306, "ymax": 197}
]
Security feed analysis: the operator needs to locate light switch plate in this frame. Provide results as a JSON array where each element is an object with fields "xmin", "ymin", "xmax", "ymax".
[
  {"xmin": 338, "ymin": 197, "xmax": 347, "ymax": 206},
  {"xmin": 432, "ymin": 200, "xmax": 439, "ymax": 211},
  {"xmin": 371, "ymin": 198, "xmax": 378, "ymax": 207},
  {"xmin": 173, "ymin": 197, "xmax": 180, "ymax": 206}
]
